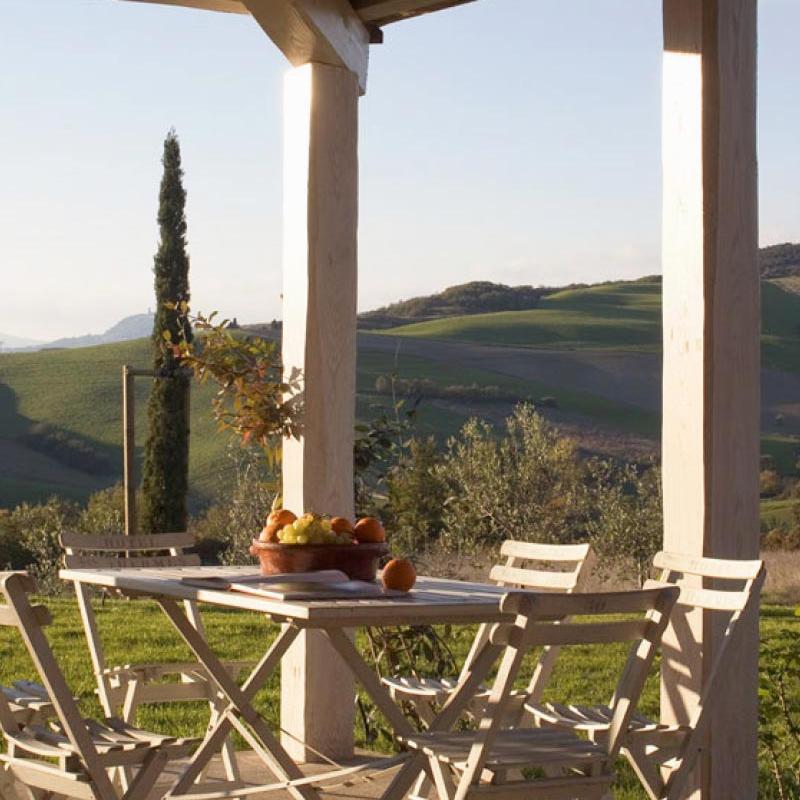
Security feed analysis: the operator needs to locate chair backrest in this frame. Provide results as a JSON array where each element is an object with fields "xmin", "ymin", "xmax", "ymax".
[
  {"xmin": 59, "ymin": 531, "xmax": 203, "ymax": 686},
  {"xmin": 490, "ymin": 540, "xmax": 594, "ymax": 593},
  {"xmin": 460, "ymin": 540, "xmax": 594, "ymax": 701},
  {"xmin": 0, "ymin": 572, "xmax": 118, "ymax": 797},
  {"xmin": 60, "ymin": 531, "xmax": 200, "ymax": 570},
  {"xmin": 645, "ymin": 551, "xmax": 765, "ymax": 799},
  {"xmin": 454, "ymin": 585, "xmax": 679, "ymax": 800}
]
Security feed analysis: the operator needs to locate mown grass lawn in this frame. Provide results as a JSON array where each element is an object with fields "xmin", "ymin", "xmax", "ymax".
[{"xmin": 1, "ymin": 597, "xmax": 797, "ymax": 798}]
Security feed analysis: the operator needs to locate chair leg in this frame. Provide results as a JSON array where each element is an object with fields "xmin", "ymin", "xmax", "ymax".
[
  {"xmin": 122, "ymin": 749, "xmax": 169, "ymax": 800},
  {"xmin": 0, "ymin": 766, "xmax": 22, "ymax": 800},
  {"xmin": 429, "ymin": 759, "xmax": 457, "ymax": 800},
  {"xmin": 623, "ymin": 743, "xmax": 664, "ymax": 800},
  {"xmin": 217, "ymin": 718, "xmax": 241, "ymax": 782},
  {"xmin": 410, "ymin": 771, "xmax": 435, "ymax": 800}
]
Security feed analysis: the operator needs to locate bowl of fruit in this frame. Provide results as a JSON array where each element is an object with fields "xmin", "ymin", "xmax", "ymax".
[{"xmin": 249, "ymin": 509, "xmax": 389, "ymax": 582}]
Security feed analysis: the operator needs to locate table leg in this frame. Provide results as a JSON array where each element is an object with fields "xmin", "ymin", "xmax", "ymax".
[
  {"xmin": 156, "ymin": 601, "xmax": 317, "ymax": 800},
  {"xmin": 323, "ymin": 628, "xmax": 501, "ymax": 800}
]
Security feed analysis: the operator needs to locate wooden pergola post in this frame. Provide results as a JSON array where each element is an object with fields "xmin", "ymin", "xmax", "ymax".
[
  {"xmin": 279, "ymin": 61, "xmax": 360, "ymax": 762},
  {"xmin": 660, "ymin": 1, "xmax": 759, "ymax": 798}
]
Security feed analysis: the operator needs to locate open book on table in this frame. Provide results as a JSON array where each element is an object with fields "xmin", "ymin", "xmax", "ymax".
[{"xmin": 179, "ymin": 570, "xmax": 405, "ymax": 600}]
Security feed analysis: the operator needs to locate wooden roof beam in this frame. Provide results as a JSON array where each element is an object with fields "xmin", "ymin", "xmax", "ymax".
[
  {"xmin": 122, "ymin": 0, "xmax": 370, "ymax": 93},
  {"xmin": 241, "ymin": 0, "xmax": 370, "ymax": 93},
  {"xmin": 351, "ymin": 0, "xmax": 475, "ymax": 26}
]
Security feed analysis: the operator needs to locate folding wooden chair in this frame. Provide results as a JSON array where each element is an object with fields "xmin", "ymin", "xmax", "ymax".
[
  {"xmin": 60, "ymin": 531, "xmax": 250, "ymax": 782},
  {"xmin": 525, "ymin": 551, "xmax": 765, "ymax": 800},
  {"xmin": 398, "ymin": 585, "xmax": 679, "ymax": 800},
  {"xmin": 383, "ymin": 541, "xmax": 594, "ymax": 725},
  {"xmin": 0, "ymin": 682, "xmax": 59, "ymax": 799},
  {"xmin": 0, "ymin": 571, "xmax": 196, "ymax": 800}
]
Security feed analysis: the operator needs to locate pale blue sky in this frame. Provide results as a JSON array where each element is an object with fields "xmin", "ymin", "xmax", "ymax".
[{"xmin": 1, "ymin": 0, "xmax": 798, "ymax": 341}]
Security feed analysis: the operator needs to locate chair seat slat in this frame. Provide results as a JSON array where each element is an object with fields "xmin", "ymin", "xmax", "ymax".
[{"xmin": 402, "ymin": 728, "xmax": 608, "ymax": 769}]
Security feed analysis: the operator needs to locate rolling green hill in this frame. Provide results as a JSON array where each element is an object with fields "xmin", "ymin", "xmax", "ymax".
[
  {"xmin": 2, "ymin": 277, "xmax": 798, "ymax": 509},
  {"xmin": 373, "ymin": 280, "xmax": 800, "ymax": 372},
  {"xmin": 0, "ymin": 340, "xmax": 226, "ymax": 507}
]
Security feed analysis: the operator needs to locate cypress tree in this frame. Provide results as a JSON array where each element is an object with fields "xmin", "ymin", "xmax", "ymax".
[{"xmin": 140, "ymin": 130, "xmax": 193, "ymax": 533}]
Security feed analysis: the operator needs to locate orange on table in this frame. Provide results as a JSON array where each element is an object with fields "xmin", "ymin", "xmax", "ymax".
[
  {"xmin": 353, "ymin": 517, "xmax": 386, "ymax": 543},
  {"xmin": 382, "ymin": 558, "xmax": 416, "ymax": 592},
  {"xmin": 331, "ymin": 516, "xmax": 355, "ymax": 535},
  {"xmin": 267, "ymin": 508, "xmax": 297, "ymax": 528},
  {"xmin": 259, "ymin": 521, "xmax": 281, "ymax": 543}
]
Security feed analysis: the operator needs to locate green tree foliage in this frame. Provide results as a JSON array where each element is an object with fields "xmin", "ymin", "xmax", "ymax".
[
  {"xmin": 140, "ymin": 130, "xmax": 193, "ymax": 534},
  {"xmin": 191, "ymin": 445, "xmax": 278, "ymax": 565},
  {"xmin": 360, "ymin": 281, "xmax": 543, "ymax": 327},
  {"xmin": 440, "ymin": 404, "xmax": 588, "ymax": 552},
  {"xmin": 2, "ymin": 485, "xmax": 126, "ymax": 593},
  {"xmin": 585, "ymin": 459, "xmax": 663, "ymax": 586},
  {"xmin": 384, "ymin": 437, "xmax": 448, "ymax": 554}
]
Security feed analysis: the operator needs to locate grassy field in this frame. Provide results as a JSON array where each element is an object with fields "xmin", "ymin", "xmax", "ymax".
[
  {"xmin": 762, "ymin": 497, "xmax": 798, "ymax": 529},
  {"xmin": 378, "ymin": 280, "xmax": 664, "ymax": 352},
  {"xmin": 357, "ymin": 349, "xmax": 661, "ymax": 439},
  {"xmin": 379, "ymin": 279, "xmax": 800, "ymax": 373},
  {"xmin": 1, "ymin": 276, "xmax": 798, "ymax": 508},
  {"xmin": 0, "ymin": 595, "xmax": 796, "ymax": 798},
  {"xmin": 0, "ymin": 340, "xmax": 229, "ymax": 506},
  {"xmin": 1, "ymin": 336, "xmax": 663, "ymax": 509}
]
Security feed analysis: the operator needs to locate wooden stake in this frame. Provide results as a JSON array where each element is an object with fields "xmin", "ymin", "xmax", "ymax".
[{"xmin": 122, "ymin": 365, "xmax": 136, "ymax": 537}]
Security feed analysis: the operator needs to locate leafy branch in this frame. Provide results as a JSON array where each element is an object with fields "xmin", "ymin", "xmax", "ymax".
[{"xmin": 163, "ymin": 306, "xmax": 303, "ymax": 462}]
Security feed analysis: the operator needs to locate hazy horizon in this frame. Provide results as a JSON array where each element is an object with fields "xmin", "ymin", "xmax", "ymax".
[{"xmin": 1, "ymin": 0, "xmax": 798, "ymax": 341}]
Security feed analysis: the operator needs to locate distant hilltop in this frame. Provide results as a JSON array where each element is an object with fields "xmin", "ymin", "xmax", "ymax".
[
  {"xmin": 359, "ymin": 281, "xmax": 546, "ymax": 329},
  {"xmin": 760, "ymin": 242, "xmax": 800, "ymax": 279},
  {"xmin": 2, "ymin": 312, "xmax": 155, "ymax": 353},
  {"xmin": 2, "ymin": 242, "xmax": 797, "ymax": 352},
  {"xmin": 358, "ymin": 242, "xmax": 800, "ymax": 327}
]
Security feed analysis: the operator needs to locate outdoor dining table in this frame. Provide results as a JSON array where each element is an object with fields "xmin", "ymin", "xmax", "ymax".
[{"xmin": 59, "ymin": 565, "xmax": 510, "ymax": 800}]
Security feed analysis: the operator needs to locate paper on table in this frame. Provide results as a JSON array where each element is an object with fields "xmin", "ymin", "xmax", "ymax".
[
  {"xmin": 179, "ymin": 570, "xmax": 348, "ymax": 591},
  {"xmin": 225, "ymin": 579, "xmax": 405, "ymax": 601}
]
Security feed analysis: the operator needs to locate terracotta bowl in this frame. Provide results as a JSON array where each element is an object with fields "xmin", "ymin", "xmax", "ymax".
[{"xmin": 249, "ymin": 541, "xmax": 389, "ymax": 582}]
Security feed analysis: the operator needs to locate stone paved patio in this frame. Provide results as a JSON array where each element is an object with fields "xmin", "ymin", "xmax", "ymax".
[{"xmin": 148, "ymin": 751, "xmax": 403, "ymax": 800}]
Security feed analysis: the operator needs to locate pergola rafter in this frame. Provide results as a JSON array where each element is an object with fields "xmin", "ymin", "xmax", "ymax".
[
  {"xmin": 124, "ymin": 0, "xmax": 475, "ymax": 27},
  {"xmin": 114, "ymin": 1, "xmax": 761, "ymax": 797}
]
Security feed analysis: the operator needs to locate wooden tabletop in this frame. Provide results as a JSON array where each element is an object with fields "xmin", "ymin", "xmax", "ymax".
[{"xmin": 59, "ymin": 566, "xmax": 509, "ymax": 627}]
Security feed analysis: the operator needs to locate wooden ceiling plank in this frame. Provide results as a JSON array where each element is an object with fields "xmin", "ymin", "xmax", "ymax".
[
  {"xmin": 351, "ymin": 0, "xmax": 475, "ymax": 25},
  {"xmin": 122, "ymin": 0, "xmax": 247, "ymax": 14}
]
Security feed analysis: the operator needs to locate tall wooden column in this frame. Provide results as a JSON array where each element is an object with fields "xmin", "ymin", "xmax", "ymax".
[
  {"xmin": 280, "ymin": 61, "xmax": 359, "ymax": 762},
  {"xmin": 661, "ymin": 1, "xmax": 759, "ymax": 798}
]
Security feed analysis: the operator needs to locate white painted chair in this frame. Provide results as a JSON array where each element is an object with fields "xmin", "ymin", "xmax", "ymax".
[
  {"xmin": 399, "ymin": 585, "xmax": 679, "ymax": 800},
  {"xmin": 0, "ymin": 571, "xmax": 197, "ymax": 800},
  {"xmin": 525, "ymin": 551, "xmax": 766, "ymax": 800},
  {"xmin": 383, "ymin": 540, "xmax": 594, "ymax": 725},
  {"xmin": 60, "ymin": 531, "xmax": 249, "ymax": 782}
]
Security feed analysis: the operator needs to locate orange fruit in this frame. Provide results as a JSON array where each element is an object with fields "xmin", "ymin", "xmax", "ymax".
[
  {"xmin": 382, "ymin": 558, "xmax": 416, "ymax": 592},
  {"xmin": 353, "ymin": 517, "xmax": 386, "ymax": 544},
  {"xmin": 267, "ymin": 508, "xmax": 297, "ymax": 528},
  {"xmin": 259, "ymin": 522, "xmax": 281, "ymax": 543},
  {"xmin": 331, "ymin": 516, "xmax": 355, "ymax": 535}
]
